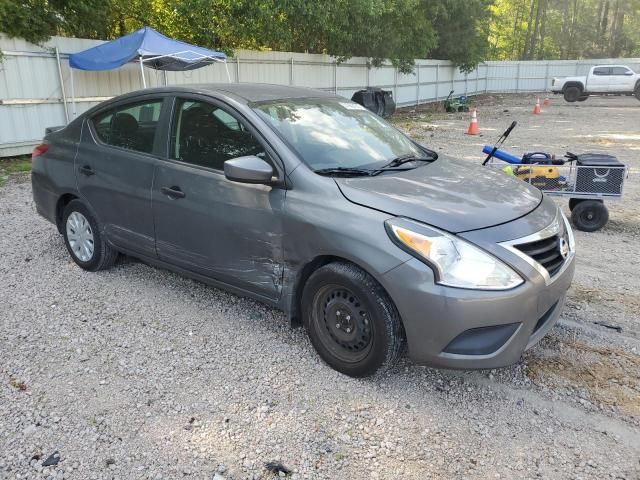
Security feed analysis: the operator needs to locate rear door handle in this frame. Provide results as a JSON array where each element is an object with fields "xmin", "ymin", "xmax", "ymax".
[
  {"xmin": 161, "ymin": 186, "xmax": 186, "ymax": 199},
  {"xmin": 78, "ymin": 165, "xmax": 95, "ymax": 176}
]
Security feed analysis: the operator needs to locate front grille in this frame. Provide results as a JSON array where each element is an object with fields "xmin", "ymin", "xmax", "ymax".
[{"xmin": 513, "ymin": 234, "xmax": 565, "ymax": 277}]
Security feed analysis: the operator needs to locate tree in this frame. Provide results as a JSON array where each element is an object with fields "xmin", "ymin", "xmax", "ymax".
[
  {"xmin": 0, "ymin": 0, "xmax": 486, "ymax": 71},
  {"xmin": 425, "ymin": 0, "xmax": 493, "ymax": 72},
  {"xmin": 488, "ymin": 0, "xmax": 640, "ymax": 59}
]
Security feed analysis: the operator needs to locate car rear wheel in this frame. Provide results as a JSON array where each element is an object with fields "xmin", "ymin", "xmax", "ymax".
[
  {"xmin": 571, "ymin": 200, "xmax": 609, "ymax": 232},
  {"xmin": 302, "ymin": 262, "xmax": 404, "ymax": 377},
  {"xmin": 563, "ymin": 86, "xmax": 581, "ymax": 102},
  {"xmin": 62, "ymin": 200, "xmax": 118, "ymax": 271}
]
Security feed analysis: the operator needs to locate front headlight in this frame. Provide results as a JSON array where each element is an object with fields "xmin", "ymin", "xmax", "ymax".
[{"xmin": 386, "ymin": 219, "xmax": 523, "ymax": 290}]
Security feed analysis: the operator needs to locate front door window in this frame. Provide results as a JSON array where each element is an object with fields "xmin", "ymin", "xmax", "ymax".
[{"xmin": 171, "ymin": 99, "xmax": 266, "ymax": 170}]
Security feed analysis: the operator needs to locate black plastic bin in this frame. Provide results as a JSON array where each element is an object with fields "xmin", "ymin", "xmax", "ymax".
[
  {"xmin": 575, "ymin": 154, "xmax": 625, "ymax": 194},
  {"xmin": 351, "ymin": 88, "xmax": 396, "ymax": 118}
]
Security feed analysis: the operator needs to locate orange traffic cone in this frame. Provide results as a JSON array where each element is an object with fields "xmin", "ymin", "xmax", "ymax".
[
  {"xmin": 465, "ymin": 109, "xmax": 479, "ymax": 135},
  {"xmin": 533, "ymin": 98, "xmax": 541, "ymax": 114},
  {"xmin": 543, "ymin": 97, "xmax": 550, "ymax": 106}
]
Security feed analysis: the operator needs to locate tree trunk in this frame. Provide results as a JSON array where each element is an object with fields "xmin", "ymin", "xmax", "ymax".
[
  {"xmin": 512, "ymin": 0, "xmax": 524, "ymax": 59},
  {"xmin": 537, "ymin": 0, "xmax": 548, "ymax": 59},
  {"xmin": 530, "ymin": 0, "xmax": 543, "ymax": 59},
  {"xmin": 523, "ymin": 0, "xmax": 537, "ymax": 59},
  {"xmin": 560, "ymin": 0, "xmax": 570, "ymax": 58},
  {"xmin": 601, "ymin": 1, "xmax": 610, "ymax": 41},
  {"xmin": 608, "ymin": 1, "xmax": 625, "ymax": 57},
  {"xmin": 569, "ymin": 0, "xmax": 580, "ymax": 58},
  {"xmin": 596, "ymin": 0, "xmax": 605, "ymax": 37}
]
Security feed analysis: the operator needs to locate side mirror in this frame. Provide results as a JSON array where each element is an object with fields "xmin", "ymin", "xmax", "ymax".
[
  {"xmin": 224, "ymin": 155, "xmax": 273, "ymax": 184},
  {"xmin": 625, "ymin": 71, "xmax": 633, "ymax": 75}
]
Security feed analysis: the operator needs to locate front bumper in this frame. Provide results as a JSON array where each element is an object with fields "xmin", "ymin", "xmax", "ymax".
[{"xmin": 380, "ymin": 206, "xmax": 575, "ymax": 369}]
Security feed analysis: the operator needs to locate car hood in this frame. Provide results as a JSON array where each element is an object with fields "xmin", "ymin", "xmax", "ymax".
[{"xmin": 335, "ymin": 157, "xmax": 543, "ymax": 233}]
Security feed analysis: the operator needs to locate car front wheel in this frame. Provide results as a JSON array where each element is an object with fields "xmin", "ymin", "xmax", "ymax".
[
  {"xmin": 563, "ymin": 86, "xmax": 581, "ymax": 102},
  {"xmin": 302, "ymin": 262, "xmax": 404, "ymax": 377},
  {"xmin": 62, "ymin": 200, "xmax": 118, "ymax": 271}
]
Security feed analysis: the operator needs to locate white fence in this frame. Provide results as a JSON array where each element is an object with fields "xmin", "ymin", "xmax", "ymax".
[{"xmin": 1, "ymin": 34, "xmax": 639, "ymax": 157}]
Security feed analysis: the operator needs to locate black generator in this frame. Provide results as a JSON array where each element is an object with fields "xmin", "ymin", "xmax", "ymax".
[
  {"xmin": 351, "ymin": 88, "xmax": 396, "ymax": 118},
  {"xmin": 573, "ymin": 153, "xmax": 626, "ymax": 194}
]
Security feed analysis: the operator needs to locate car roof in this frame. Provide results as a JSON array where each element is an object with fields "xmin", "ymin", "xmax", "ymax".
[{"xmin": 112, "ymin": 83, "xmax": 339, "ymax": 104}]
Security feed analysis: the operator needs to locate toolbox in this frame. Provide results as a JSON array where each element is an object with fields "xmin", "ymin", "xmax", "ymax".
[{"xmin": 573, "ymin": 153, "xmax": 625, "ymax": 194}]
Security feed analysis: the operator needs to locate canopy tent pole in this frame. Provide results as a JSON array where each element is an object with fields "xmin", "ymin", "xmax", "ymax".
[
  {"xmin": 70, "ymin": 67, "xmax": 77, "ymax": 118},
  {"xmin": 139, "ymin": 57, "xmax": 147, "ymax": 88},
  {"xmin": 54, "ymin": 47, "xmax": 70, "ymax": 124},
  {"xmin": 224, "ymin": 60, "xmax": 231, "ymax": 82}
]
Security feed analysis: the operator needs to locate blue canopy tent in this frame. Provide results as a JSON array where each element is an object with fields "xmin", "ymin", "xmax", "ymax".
[{"xmin": 67, "ymin": 26, "xmax": 229, "ymax": 116}]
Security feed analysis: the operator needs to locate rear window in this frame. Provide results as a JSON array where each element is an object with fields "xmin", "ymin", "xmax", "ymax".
[{"xmin": 92, "ymin": 99, "xmax": 163, "ymax": 154}]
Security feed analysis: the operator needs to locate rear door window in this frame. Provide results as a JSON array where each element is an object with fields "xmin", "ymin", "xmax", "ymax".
[
  {"xmin": 170, "ymin": 99, "xmax": 266, "ymax": 170},
  {"xmin": 92, "ymin": 99, "xmax": 163, "ymax": 154},
  {"xmin": 611, "ymin": 66, "xmax": 631, "ymax": 75},
  {"xmin": 592, "ymin": 67, "xmax": 611, "ymax": 76}
]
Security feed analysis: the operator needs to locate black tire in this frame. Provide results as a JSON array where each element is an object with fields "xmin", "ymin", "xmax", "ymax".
[
  {"xmin": 301, "ymin": 262, "xmax": 404, "ymax": 377},
  {"xmin": 569, "ymin": 198, "xmax": 602, "ymax": 211},
  {"xmin": 62, "ymin": 200, "xmax": 118, "ymax": 271},
  {"xmin": 563, "ymin": 86, "xmax": 581, "ymax": 102},
  {"xmin": 577, "ymin": 95, "xmax": 589, "ymax": 102},
  {"xmin": 635, "ymin": 88, "xmax": 640, "ymax": 101},
  {"xmin": 571, "ymin": 200, "xmax": 609, "ymax": 232}
]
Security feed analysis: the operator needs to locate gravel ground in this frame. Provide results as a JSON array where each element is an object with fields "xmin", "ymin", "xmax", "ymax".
[{"xmin": 1, "ymin": 93, "xmax": 639, "ymax": 480}]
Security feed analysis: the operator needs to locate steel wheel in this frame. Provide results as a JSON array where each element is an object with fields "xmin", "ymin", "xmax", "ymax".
[
  {"xmin": 65, "ymin": 211, "xmax": 94, "ymax": 262},
  {"xmin": 312, "ymin": 284, "xmax": 373, "ymax": 364}
]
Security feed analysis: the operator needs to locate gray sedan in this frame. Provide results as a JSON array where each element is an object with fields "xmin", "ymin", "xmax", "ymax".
[{"xmin": 31, "ymin": 84, "xmax": 575, "ymax": 377}]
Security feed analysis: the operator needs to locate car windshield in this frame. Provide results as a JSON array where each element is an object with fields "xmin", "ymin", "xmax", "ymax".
[{"xmin": 252, "ymin": 98, "xmax": 431, "ymax": 170}]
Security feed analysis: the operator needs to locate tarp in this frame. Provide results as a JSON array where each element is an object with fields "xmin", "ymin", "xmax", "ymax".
[{"xmin": 69, "ymin": 26, "xmax": 226, "ymax": 71}]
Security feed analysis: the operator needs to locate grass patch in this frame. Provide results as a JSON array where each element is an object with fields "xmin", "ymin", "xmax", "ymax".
[{"xmin": 0, "ymin": 155, "xmax": 31, "ymax": 188}]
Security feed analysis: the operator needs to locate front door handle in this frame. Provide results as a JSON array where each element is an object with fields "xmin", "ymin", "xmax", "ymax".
[
  {"xmin": 78, "ymin": 165, "xmax": 95, "ymax": 176},
  {"xmin": 161, "ymin": 186, "xmax": 186, "ymax": 199}
]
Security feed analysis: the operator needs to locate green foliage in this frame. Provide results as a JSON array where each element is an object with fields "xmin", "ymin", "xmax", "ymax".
[
  {"xmin": 426, "ymin": 0, "xmax": 493, "ymax": 72},
  {"xmin": 0, "ymin": 0, "xmax": 489, "ymax": 71},
  {"xmin": 489, "ymin": 0, "xmax": 640, "ymax": 60},
  {"xmin": 0, "ymin": 156, "xmax": 31, "ymax": 189}
]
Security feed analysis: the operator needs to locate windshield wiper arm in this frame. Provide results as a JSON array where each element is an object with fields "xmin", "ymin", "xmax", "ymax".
[
  {"xmin": 314, "ymin": 167, "xmax": 375, "ymax": 176},
  {"xmin": 382, "ymin": 153, "xmax": 436, "ymax": 169}
]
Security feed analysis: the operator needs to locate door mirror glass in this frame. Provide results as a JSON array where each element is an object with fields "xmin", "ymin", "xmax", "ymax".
[{"xmin": 224, "ymin": 156, "xmax": 273, "ymax": 184}]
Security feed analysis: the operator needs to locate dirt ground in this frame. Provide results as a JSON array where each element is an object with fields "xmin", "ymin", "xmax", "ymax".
[{"xmin": 0, "ymin": 93, "xmax": 639, "ymax": 480}]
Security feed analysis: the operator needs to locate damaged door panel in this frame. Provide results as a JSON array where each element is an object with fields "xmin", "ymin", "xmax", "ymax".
[{"xmin": 152, "ymin": 96, "xmax": 286, "ymax": 300}]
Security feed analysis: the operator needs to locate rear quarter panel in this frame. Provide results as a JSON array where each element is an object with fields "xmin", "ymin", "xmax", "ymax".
[{"xmin": 31, "ymin": 120, "xmax": 82, "ymax": 226}]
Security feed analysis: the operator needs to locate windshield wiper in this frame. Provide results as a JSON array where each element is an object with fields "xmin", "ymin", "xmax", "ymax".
[
  {"xmin": 382, "ymin": 153, "xmax": 436, "ymax": 169},
  {"xmin": 314, "ymin": 167, "xmax": 375, "ymax": 177},
  {"xmin": 315, "ymin": 165, "xmax": 419, "ymax": 177}
]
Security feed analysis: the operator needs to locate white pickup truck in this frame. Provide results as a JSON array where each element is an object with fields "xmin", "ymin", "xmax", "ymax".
[{"xmin": 551, "ymin": 65, "xmax": 640, "ymax": 102}]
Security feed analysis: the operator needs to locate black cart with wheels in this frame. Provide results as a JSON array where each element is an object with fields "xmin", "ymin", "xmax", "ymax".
[{"xmin": 488, "ymin": 154, "xmax": 628, "ymax": 232}]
